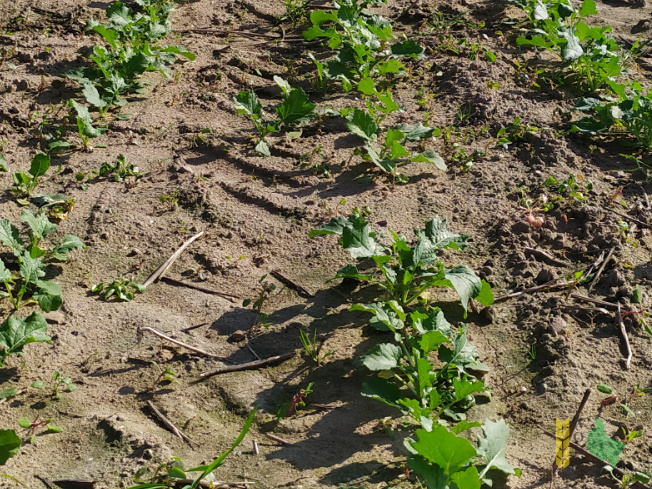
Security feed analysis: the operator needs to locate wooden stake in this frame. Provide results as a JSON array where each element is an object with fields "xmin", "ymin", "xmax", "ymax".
[
  {"xmin": 551, "ymin": 389, "xmax": 591, "ymax": 478},
  {"xmin": 541, "ymin": 429, "xmax": 647, "ymax": 489}
]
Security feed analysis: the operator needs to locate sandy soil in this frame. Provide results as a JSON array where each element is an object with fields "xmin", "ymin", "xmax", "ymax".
[{"xmin": 1, "ymin": 0, "xmax": 651, "ymax": 488}]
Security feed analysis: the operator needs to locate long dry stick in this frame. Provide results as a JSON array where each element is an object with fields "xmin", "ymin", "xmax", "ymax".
[
  {"xmin": 525, "ymin": 247, "xmax": 571, "ymax": 267},
  {"xmin": 161, "ymin": 276, "xmax": 239, "ymax": 301},
  {"xmin": 494, "ymin": 280, "xmax": 577, "ymax": 303},
  {"xmin": 262, "ymin": 432, "xmax": 291, "ymax": 445},
  {"xmin": 144, "ymin": 231, "xmax": 204, "ymax": 287},
  {"xmin": 551, "ymin": 389, "xmax": 591, "ymax": 478},
  {"xmin": 606, "ymin": 207, "xmax": 652, "ymax": 230},
  {"xmin": 570, "ymin": 294, "xmax": 617, "ymax": 309},
  {"xmin": 199, "ymin": 352, "xmax": 296, "ymax": 378},
  {"xmin": 587, "ymin": 246, "xmax": 615, "ymax": 294},
  {"xmin": 616, "ymin": 304, "xmax": 633, "ymax": 370},
  {"xmin": 541, "ymin": 429, "xmax": 647, "ymax": 489},
  {"xmin": 171, "ymin": 480, "xmax": 254, "ymax": 488},
  {"xmin": 138, "ymin": 326, "xmax": 222, "ymax": 359},
  {"xmin": 146, "ymin": 400, "xmax": 194, "ymax": 446}
]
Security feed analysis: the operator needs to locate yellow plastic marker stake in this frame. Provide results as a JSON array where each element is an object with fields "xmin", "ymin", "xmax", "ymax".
[{"xmin": 555, "ymin": 418, "xmax": 570, "ymax": 468}]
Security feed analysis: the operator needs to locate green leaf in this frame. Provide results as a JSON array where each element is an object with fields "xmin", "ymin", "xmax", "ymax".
[
  {"xmin": 81, "ymin": 80, "xmax": 107, "ymax": 108},
  {"xmin": 394, "ymin": 123, "xmax": 434, "ymax": 141},
  {"xmin": 439, "ymin": 329, "xmax": 483, "ymax": 371},
  {"xmin": 390, "ymin": 39, "xmax": 424, "ymax": 59},
  {"xmin": 419, "ymin": 331, "xmax": 449, "ymax": 353},
  {"xmin": 451, "ymin": 466, "xmax": 481, "ymax": 489},
  {"xmin": 412, "ymin": 217, "xmax": 469, "ymax": 267},
  {"xmin": 476, "ymin": 419, "xmax": 520, "ymax": 477},
  {"xmin": 561, "ymin": 30, "xmax": 583, "ymax": 62},
  {"xmin": 454, "ymin": 378, "xmax": 486, "ymax": 400},
  {"xmin": 0, "ymin": 259, "xmax": 11, "ymax": 282},
  {"xmin": 442, "ymin": 265, "xmax": 483, "ymax": 314},
  {"xmin": 475, "ymin": 280, "xmax": 494, "ymax": 306},
  {"xmin": 361, "ymin": 377, "xmax": 402, "ymax": 408},
  {"xmin": 233, "ymin": 91, "xmax": 262, "ymax": 119},
  {"xmin": 21, "ymin": 210, "xmax": 56, "ymax": 240},
  {"xmin": 167, "ymin": 466, "xmax": 187, "ymax": 479},
  {"xmin": 0, "ymin": 430, "xmax": 20, "ymax": 465},
  {"xmin": 533, "ymin": 1, "xmax": 549, "ymax": 20},
  {"xmin": 411, "ymin": 425, "xmax": 477, "ymax": 475},
  {"xmin": 255, "ymin": 140, "xmax": 271, "ymax": 157},
  {"xmin": 0, "ymin": 154, "xmax": 7, "ymax": 172},
  {"xmin": 29, "ymin": 153, "xmax": 50, "ymax": 178},
  {"xmin": 124, "ymin": 52, "xmax": 151, "ymax": 78},
  {"xmin": 0, "ymin": 388, "xmax": 18, "ymax": 399},
  {"xmin": 276, "ymin": 88, "xmax": 316, "ymax": 126},
  {"xmin": 633, "ymin": 285, "xmax": 642, "ymax": 304},
  {"xmin": 357, "ymin": 78, "xmax": 376, "ymax": 96},
  {"xmin": 185, "ymin": 406, "xmax": 258, "ymax": 489},
  {"xmin": 340, "ymin": 216, "xmax": 382, "ymax": 259},
  {"xmin": 69, "ymin": 99, "xmax": 107, "ymax": 138},
  {"xmin": 31, "ymin": 381, "xmax": 45, "ymax": 389},
  {"xmin": 597, "ymin": 384, "xmax": 613, "ymax": 394},
  {"xmin": 587, "ymin": 419, "xmax": 625, "ymax": 466},
  {"xmin": 0, "ymin": 219, "xmax": 24, "ymax": 255},
  {"xmin": 452, "ymin": 420, "xmax": 482, "ymax": 434},
  {"xmin": 33, "ymin": 280, "xmax": 63, "ymax": 312},
  {"xmin": 578, "ymin": 0, "xmax": 597, "ymax": 17},
  {"xmin": 50, "ymin": 235, "xmax": 86, "ymax": 261},
  {"xmin": 345, "ymin": 109, "xmax": 378, "ymax": 142},
  {"xmin": 158, "ymin": 45, "xmax": 195, "ymax": 61},
  {"xmin": 412, "ymin": 308, "xmax": 453, "ymax": 336},
  {"xmin": 350, "ymin": 302, "xmax": 405, "ymax": 331},
  {"xmin": 47, "ymin": 424, "xmax": 62, "ymax": 433},
  {"xmin": 0, "ymin": 312, "xmax": 51, "ymax": 363},
  {"xmin": 19, "ymin": 253, "xmax": 45, "ymax": 283},
  {"xmin": 362, "ymin": 343, "xmax": 402, "ymax": 371},
  {"xmin": 17, "ymin": 418, "xmax": 32, "ymax": 429},
  {"xmin": 407, "ymin": 456, "xmax": 448, "ymax": 489},
  {"xmin": 411, "ymin": 150, "xmax": 446, "ymax": 170}
]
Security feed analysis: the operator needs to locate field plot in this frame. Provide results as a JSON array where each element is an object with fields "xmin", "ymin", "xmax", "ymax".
[{"xmin": 1, "ymin": 0, "xmax": 652, "ymax": 488}]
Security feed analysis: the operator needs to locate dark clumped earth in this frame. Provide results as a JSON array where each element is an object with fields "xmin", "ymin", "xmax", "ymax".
[{"xmin": 0, "ymin": 0, "xmax": 651, "ymax": 488}]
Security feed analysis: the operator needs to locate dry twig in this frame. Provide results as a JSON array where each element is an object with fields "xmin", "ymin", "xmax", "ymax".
[
  {"xmin": 587, "ymin": 246, "xmax": 615, "ymax": 294},
  {"xmin": 494, "ymin": 280, "xmax": 577, "ymax": 303},
  {"xmin": 262, "ymin": 432, "xmax": 291, "ymax": 445},
  {"xmin": 569, "ymin": 294, "xmax": 617, "ymax": 309},
  {"xmin": 161, "ymin": 276, "xmax": 239, "ymax": 302},
  {"xmin": 617, "ymin": 304, "xmax": 632, "ymax": 369},
  {"xmin": 525, "ymin": 247, "xmax": 571, "ymax": 267},
  {"xmin": 144, "ymin": 231, "xmax": 204, "ymax": 287},
  {"xmin": 270, "ymin": 270, "xmax": 314, "ymax": 298},
  {"xmin": 138, "ymin": 326, "xmax": 222, "ymax": 359},
  {"xmin": 199, "ymin": 352, "xmax": 296, "ymax": 378},
  {"xmin": 606, "ymin": 207, "xmax": 652, "ymax": 230},
  {"xmin": 147, "ymin": 400, "xmax": 194, "ymax": 446}
]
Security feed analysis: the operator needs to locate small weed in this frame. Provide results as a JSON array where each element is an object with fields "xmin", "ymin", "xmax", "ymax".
[
  {"xmin": 97, "ymin": 154, "xmax": 144, "ymax": 182},
  {"xmin": 32, "ymin": 370, "xmax": 76, "ymax": 399},
  {"xmin": 243, "ymin": 274, "xmax": 278, "ymax": 328},
  {"xmin": 277, "ymin": 382, "xmax": 313, "ymax": 418},
  {"xmin": 17, "ymin": 416, "xmax": 62, "ymax": 443},
  {"xmin": 10, "ymin": 153, "xmax": 50, "ymax": 203},
  {"xmin": 91, "ymin": 277, "xmax": 146, "ymax": 302}
]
